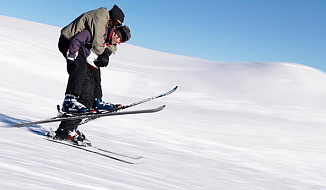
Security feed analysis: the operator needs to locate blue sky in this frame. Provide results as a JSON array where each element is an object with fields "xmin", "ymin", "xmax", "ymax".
[{"xmin": 1, "ymin": 0, "xmax": 325, "ymax": 72}]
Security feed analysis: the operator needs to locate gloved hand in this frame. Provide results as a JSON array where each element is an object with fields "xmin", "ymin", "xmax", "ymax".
[
  {"xmin": 66, "ymin": 59, "xmax": 74, "ymax": 74},
  {"xmin": 95, "ymin": 48, "xmax": 112, "ymax": 67},
  {"xmin": 86, "ymin": 48, "xmax": 98, "ymax": 69},
  {"xmin": 67, "ymin": 59, "xmax": 74, "ymax": 67}
]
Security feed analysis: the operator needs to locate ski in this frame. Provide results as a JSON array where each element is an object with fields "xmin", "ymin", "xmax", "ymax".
[
  {"xmin": 78, "ymin": 86, "xmax": 178, "ymax": 125},
  {"xmin": 47, "ymin": 127, "xmax": 142, "ymax": 160},
  {"xmin": 12, "ymin": 105, "xmax": 165, "ymax": 127},
  {"xmin": 45, "ymin": 138, "xmax": 142, "ymax": 164},
  {"xmin": 92, "ymin": 146, "xmax": 143, "ymax": 160},
  {"xmin": 12, "ymin": 86, "xmax": 177, "ymax": 127},
  {"xmin": 118, "ymin": 86, "xmax": 178, "ymax": 110}
]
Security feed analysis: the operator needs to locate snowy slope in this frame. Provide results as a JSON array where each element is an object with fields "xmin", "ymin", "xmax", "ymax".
[{"xmin": 1, "ymin": 15, "xmax": 326, "ymax": 189}]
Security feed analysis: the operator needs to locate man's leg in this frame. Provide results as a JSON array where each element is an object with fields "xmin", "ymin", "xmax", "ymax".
[
  {"xmin": 93, "ymin": 68, "xmax": 102, "ymax": 99},
  {"xmin": 78, "ymin": 68, "xmax": 96, "ymax": 109},
  {"xmin": 65, "ymin": 52, "xmax": 88, "ymax": 96},
  {"xmin": 56, "ymin": 67, "xmax": 95, "ymax": 139}
]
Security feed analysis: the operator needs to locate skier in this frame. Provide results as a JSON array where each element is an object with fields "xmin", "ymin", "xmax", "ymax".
[
  {"xmin": 55, "ymin": 26, "xmax": 131, "ymax": 143},
  {"xmin": 57, "ymin": 5, "xmax": 126, "ymax": 113},
  {"xmin": 58, "ymin": 5, "xmax": 125, "ymax": 57}
]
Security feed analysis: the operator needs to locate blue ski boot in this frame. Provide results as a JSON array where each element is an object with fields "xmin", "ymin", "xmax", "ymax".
[
  {"xmin": 62, "ymin": 94, "xmax": 87, "ymax": 113},
  {"xmin": 94, "ymin": 98, "xmax": 122, "ymax": 112}
]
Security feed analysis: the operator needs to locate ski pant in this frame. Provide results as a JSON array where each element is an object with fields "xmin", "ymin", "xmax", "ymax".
[
  {"xmin": 56, "ymin": 36, "xmax": 103, "ymax": 134},
  {"xmin": 57, "ymin": 66, "xmax": 96, "ymax": 133},
  {"xmin": 58, "ymin": 35, "xmax": 103, "ymax": 98}
]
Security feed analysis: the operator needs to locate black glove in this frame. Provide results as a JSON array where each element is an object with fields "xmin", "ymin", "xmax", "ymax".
[
  {"xmin": 95, "ymin": 48, "xmax": 112, "ymax": 67},
  {"xmin": 66, "ymin": 59, "xmax": 74, "ymax": 74}
]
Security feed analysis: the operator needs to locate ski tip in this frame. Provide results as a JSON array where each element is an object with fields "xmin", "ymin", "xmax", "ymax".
[{"xmin": 158, "ymin": 105, "xmax": 166, "ymax": 111}]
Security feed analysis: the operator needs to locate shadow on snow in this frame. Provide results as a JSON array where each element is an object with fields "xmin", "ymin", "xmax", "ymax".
[{"xmin": 0, "ymin": 113, "xmax": 49, "ymax": 136}]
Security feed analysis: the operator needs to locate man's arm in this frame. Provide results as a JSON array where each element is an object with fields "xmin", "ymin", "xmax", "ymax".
[
  {"xmin": 67, "ymin": 30, "xmax": 92, "ymax": 60},
  {"xmin": 94, "ymin": 48, "xmax": 112, "ymax": 67},
  {"xmin": 88, "ymin": 8, "xmax": 110, "ymax": 55}
]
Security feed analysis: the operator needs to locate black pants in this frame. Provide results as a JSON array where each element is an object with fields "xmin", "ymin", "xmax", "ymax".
[
  {"xmin": 56, "ymin": 67, "xmax": 95, "ymax": 134},
  {"xmin": 56, "ymin": 36, "xmax": 102, "ymax": 134},
  {"xmin": 58, "ymin": 35, "xmax": 103, "ymax": 98}
]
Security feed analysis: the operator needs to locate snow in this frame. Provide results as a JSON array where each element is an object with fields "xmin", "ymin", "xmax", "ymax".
[{"xmin": 1, "ymin": 15, "xmax": 326, "ymax": 189}]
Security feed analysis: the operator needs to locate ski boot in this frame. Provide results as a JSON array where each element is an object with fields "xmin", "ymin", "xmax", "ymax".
[
  {"xmin": 62, "ymin": 94, "xmax": 87, "ymax": 113},
  {"xmin": 94, "ymin": 98, "xmax": 122, "ymax": 112},
  {"xmin": 50, "ymin": 128, "xmax": 68, "ymax": 140},
  {"xmin": 47, "ymin": 128, "xmax": 91, "ymax": 146},
  {"xmin": 67, "ymin": 130, "xmax": 91, "ymax": 146}
]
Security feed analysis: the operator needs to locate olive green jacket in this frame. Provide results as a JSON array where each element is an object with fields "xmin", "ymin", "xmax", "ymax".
[{"xmin": 61, "ymin": 7, "xmax": 116, "ymax": 55}]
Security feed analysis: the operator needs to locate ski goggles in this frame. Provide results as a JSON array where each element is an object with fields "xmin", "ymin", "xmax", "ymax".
[{"xmin": 112, "ymin": 19, "xmax": 122, "ymax": 26}]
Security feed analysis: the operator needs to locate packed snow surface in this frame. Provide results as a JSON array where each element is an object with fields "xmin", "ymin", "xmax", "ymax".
[{"xmin": 1, "ymin": 15, "xmax": 326, "ymax": 189}]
